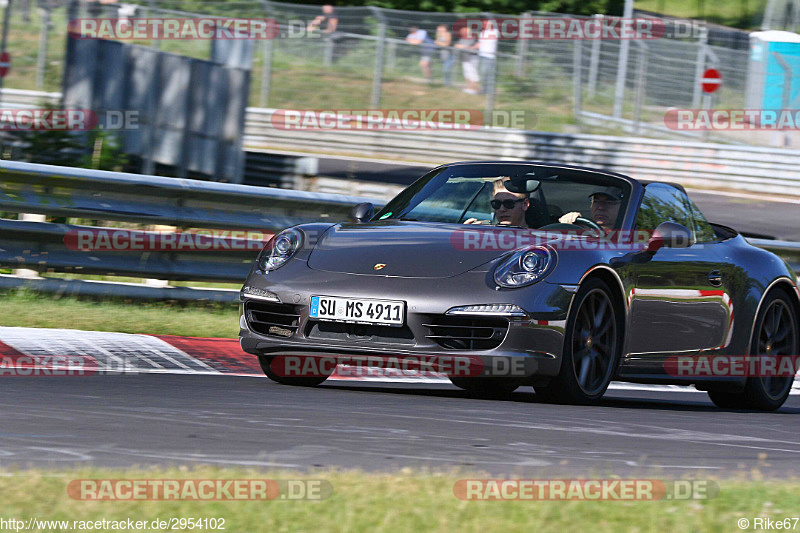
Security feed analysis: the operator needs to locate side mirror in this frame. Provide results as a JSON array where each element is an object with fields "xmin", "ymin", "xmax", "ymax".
[
  {"xmin": 349, "ymin": 202, "xmax": 374, "ymax": 223},
  {"xmin": 645, "ymin": 221, "xmax": 694, "ymax": 252}
]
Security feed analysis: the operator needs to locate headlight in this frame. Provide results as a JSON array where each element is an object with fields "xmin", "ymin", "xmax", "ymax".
[
  {"xmin": 258, "ymin": 229, "xmax": 302, "ymax": 272},
  {"xmin": 493, "ymin": 246, "xmax": 555, "ymax": 288}
]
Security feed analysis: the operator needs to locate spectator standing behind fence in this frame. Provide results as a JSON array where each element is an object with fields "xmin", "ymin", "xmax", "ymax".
[
  {"xmin": 307, "ymin": 4, "xmax": 341, "ymax": 62},
  {"xmin": 406, "ymin": 25, "xmax": 435, "ymax": 82},
  {"xmin": 307, "ymin": 4, "xmax": 339, "ymax": 34},
  {"xmin": 454, "ymin": 26, "xmax": 479, "ymax": 95},
  {"xmin": 435, "ymin": 25, "xmax": 453, "ymax": 87},
  {"xmin": 477, "ymin": 19, "xmax": 498, "ymax": 95}
]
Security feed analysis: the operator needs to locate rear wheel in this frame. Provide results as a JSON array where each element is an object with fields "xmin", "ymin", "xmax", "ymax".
[
  {"xmin": 449, "ymin": 376, "xmax": 521, "ymax": 395},
  {"xmin": 535, "ymin": 278, "xmax": 621, "ymax": 405},
  {"xmin": 258, "ymin": 355, "xmax": 331, "ymax": 387},
  {"xmin": 707, "ymin": 289, "xmax": 798, "ymax": 411}
]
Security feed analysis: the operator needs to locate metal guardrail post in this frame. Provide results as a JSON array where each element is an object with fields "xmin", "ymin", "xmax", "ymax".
[
  {"xmin": 147, "ymin": 0, "xmax": 161, "ymax": 50},
  {"xmin": 700, "ymin": 45, "xmax": 719, "ymax": 142},
  {"xmin": 514, "ymin": 12, "xmax": 530, "ymax": 77},
  {"xmin": 587, "ymin": 14, "xmax": 602, "ymax": 99},
  {"xmin": 323, "ymin": 12, "xmax": 334, "ymax": 67},
  {"xmin": 323, "ymin": 40, "xmax": 333, "ymax": 66},
  {"xmin": 573, "ymin": 39, "xmax": 583, "ymax": 122},
  {"xmin": 762, "ymin": 0, "xmax": 777, "ymax": 29},
  {"xmin": 484, "ymin": 58, "xmax": 496, "ymax": 121},
  {"xmin": 692, "ymin": 25, "xmax": 708, "ymax": 109},
  {"xmin": 145, "ymin": 224, "xmax": 173, "ymax": 289},
  {"xmin": 369, "ymin": 7, "xmax": 386, "ymax": 109},
  {"xmin": 612, "ymin": 0, "xmax": 633, "ymax": 119},
  {"xmin": 35, "ymin": 3, "xmax": 50, "ymax": 89},
  {"xmin": 632, "ymin": 41, "xmax": 648, "ymax": 135},
  {"xmin": 259, "ymin": 0, "xmax": 274, "ymax": 108},
  {"xmin": 483, "ymin": 13, "xmax": 497, "ymax": 124},
  {"xmin": 386, "ymin": 40, "xmax": 396, "ymax": 72},
  {"xmin": 12, "ymin": 213, "xmax": 43, "ymax": 279},
  {"xmin": 772, "ymin": 51, "xmax": 793, "ymax": 147}
]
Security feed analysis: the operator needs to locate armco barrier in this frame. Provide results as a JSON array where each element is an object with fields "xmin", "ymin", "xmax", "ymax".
[
  {"xmin": 0, "ymin": 160, "xmax": 377, "ymax": 229},
  {"xmin": 244, "ymin": 107, "xmax": 800, "ymax": 197},
  {"xmin": 0, "ymin": 160, "xmax": 385, "ymax": 301}
]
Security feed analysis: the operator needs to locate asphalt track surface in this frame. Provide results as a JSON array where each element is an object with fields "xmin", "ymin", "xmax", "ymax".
[
  {"xmin": 315, "ymin": 156, "xmax": 800, "ymax": 241},
  {"xmin": 2, "ymin": 374, "xmax": 800, "ymax": 478}
]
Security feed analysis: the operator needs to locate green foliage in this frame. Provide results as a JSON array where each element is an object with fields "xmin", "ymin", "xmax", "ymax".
[
  {"xmin": 0, "ymin": 288, "xmax": 239, "ymax": 338},
  {"xmin": 85, "ymin": 130, "xmax": 129, "ymax": 171},
  {"xmin": 8, "ymin": 101, "xmax": 129, "ymax": 171},
  {"xmin": 0, "ymin": 466, "xmax": 797, "ymax": 532}
]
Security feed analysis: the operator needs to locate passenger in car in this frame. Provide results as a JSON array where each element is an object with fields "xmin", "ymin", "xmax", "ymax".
[{"xmin": 464, "ymin": 177, "xmax": 530, "ymax": 227}]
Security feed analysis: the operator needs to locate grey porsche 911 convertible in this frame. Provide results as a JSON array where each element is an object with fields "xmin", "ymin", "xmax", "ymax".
[{"xmin": 239, "ymin": 162, "xmax": 800, "ymax": 410}]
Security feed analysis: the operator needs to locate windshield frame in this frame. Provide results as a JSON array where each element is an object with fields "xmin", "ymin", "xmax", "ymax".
[{"xmin": 373, "ymin": 162, "xmax": 642, "ymax": 232}]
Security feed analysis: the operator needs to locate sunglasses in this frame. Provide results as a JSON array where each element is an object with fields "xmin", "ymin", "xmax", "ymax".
[
  {"xmin": 491, "ymin": 198, "xmax": 525, "ymax": 210},
  {"xmin": 590, "ymin": 198, "xmax": 621, "ymax": 207}
]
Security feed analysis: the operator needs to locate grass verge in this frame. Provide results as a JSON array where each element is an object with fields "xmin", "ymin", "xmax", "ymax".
[
  {"xmin": 0, "ymin": 466, "xmax": 798, "ymax": 532},
  {"xmin": 0, "ymin": 289, "xmax": 239, "ymax": 338}
]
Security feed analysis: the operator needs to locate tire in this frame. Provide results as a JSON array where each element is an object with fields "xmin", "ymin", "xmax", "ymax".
[
  {"xmin": 449, "ymin": 376, "xmax": 521, "ymax": 395},
  {"xmin": 258, "ymin": 355, "xmax": 331, "ymax": 387},
  {"xmin": 706, "ymin": 390, "xmax": 748, "ymax": 409},
  {"xmin": 534, "ymin": 278, "xmax": 621, "ymax": 405},
  {"xmin": 707, "ymin": 288, "xmax": 798, "ymax": 411}
]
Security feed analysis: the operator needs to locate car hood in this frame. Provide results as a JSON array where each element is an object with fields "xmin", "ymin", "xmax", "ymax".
[{"xmin": 307, "ymin": 221, "xmax": 513, "ymax": 278}]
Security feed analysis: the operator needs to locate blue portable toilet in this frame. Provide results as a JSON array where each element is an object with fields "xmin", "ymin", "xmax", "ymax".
[{"xmin": 746, "ymin": 30, "xmax": 800, "ymax": 111}]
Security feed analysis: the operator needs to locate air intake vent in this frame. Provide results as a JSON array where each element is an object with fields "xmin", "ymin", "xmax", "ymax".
[
  {"xmin": 245, "ymin": 301, "xmax": 301, "ymax": 338},
  {"xmin": 306, "ymin": 321, "xmax": 415, "ymax": 345},
  {"xmin": 423, "ymin": 316, "xmax": 508, "ymax": 350}
]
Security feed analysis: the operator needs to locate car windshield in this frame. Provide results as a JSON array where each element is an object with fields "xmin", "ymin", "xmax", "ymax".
[{"xmin": 374, "ymin": 163, "xmax": 632, "ymax": 230}]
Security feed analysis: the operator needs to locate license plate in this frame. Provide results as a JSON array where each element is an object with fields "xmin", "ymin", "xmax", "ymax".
[{"xmin": 309, "ymin": 296, "xmax": 405, "ymax": 326}]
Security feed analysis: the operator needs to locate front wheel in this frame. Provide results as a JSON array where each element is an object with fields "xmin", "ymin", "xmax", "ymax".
[
  {"xmin": 535, "ymin": 278, "xmax": 621, "ymax": 405},
  {"xmin": 258, "ymin": 355, "xmax": 331, "ymax": 387},
  {"xmin": 707, "ymin": 289, "xmax": 798, "ymax": 411}
]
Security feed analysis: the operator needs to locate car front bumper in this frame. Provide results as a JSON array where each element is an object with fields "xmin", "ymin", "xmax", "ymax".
[{"xmin": 238, "ymin": 263, "xmax": 576, "ymax": 379}]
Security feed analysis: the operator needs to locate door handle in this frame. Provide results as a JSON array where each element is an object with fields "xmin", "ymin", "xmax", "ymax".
[{"xmin": 708, "ymin": 270, "xmax": 722, "ymax": 287}]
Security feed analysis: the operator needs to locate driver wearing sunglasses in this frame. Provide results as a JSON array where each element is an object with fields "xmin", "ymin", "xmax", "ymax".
[{"xmin": 464, "ymin": 178, "xmax": 530, "ymax": 227}]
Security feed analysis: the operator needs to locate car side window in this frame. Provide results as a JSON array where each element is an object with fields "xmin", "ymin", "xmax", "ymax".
[
  {"xmin": 635, "ymin": 184, "xmax": 695, "ymax": 238},
  {"xmin": 686, "ymin": 198, "xmax": 718, "ymax": 243}
]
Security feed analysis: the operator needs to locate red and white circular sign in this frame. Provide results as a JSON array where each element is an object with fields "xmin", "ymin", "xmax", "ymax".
[
  {"xmin": 0, "ymin": 52, "xmax": 11, "ymax": 78},
  {"xmin": 701, "ymin": 68, "xmax": 721, "ymax": 94}
]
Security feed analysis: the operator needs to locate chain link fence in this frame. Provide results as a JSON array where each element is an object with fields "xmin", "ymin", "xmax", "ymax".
[{"xmin": 2, "ymin": 0, "xmax": 787, "ymax": 145}]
